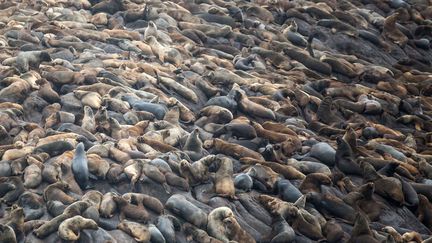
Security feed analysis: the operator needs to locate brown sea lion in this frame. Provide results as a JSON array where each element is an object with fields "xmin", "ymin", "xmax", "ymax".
[
  {"xmin": 348, "ymin": 212, "xmax": 379, "ymax": 243},
  {"xmin": 117, "ymin": 220, "xmax": 151, "ymax": 243},
  {"xmin": 214, "ymin": 156, "xmax": 236, "ymax": 199},
  {"xmin": 43, "ymin": 181, "xmax": 77, "ymax": 205},
  {"xmin": 204, "ymin": 138, "xmax": 264, "ymax": 160},
  {"xmin": 299, "ymin": 173, "xmax": 332, "ymax": 194},
  {"xmin": 113, "ymin": 195, "xmax": 150, "ymax": 223}
]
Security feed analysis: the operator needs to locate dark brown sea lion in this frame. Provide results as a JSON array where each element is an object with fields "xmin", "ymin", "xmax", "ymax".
[{"xmin": 113, "ymin": 195, "xmax": 150, "ymax": 223}]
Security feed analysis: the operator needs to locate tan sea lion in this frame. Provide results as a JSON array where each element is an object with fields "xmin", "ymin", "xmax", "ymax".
[
  {"xmin": 117, "ymin": 220, "xmax": 150, "ymax": 243},
  {"xmin": 58, "ymin": 215, "xmax": 98, "ymax": 241},
  {"xmin": 214, "ymin": 156, "xmax": 236, "ymax": 199}
]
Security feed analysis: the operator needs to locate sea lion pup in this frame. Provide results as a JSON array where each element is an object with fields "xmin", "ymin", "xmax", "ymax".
[
  {"xmin": 122, "ymin": 193, "xmax": 163, "ymax": 214},
  {"xmin": 72, "ymin": 142, "xmax": 92, "ymax": 190},
  {"xmin": 43, "ymin": 181, "xmax": 77, "ymax": 205},
  {"xmin": 81, "ymin": 106, "xmax": 96, "ymax": 133},
  {"xmin": 234, "ymin": 89, "xmax": 276, "ymax": 120},
  {"xmin": 0, "ymin": 177, "xmax": 23, "ymax": 204},
  {"xmin": 204, "ymin": 139, "xmax": 264, "ymax": 161},
  {"xmin": 91, "ymin": 0, "xmax": 125, "ymax": 14},
  {"xmin": 118, "ymin": 220, "xmax": 151, "ymax": 243},
  {"xmin": 258, "ymin": 195, "xmax": 323, "ymax": 240},
  {"xmin": 179, "ymin": 155, "xmax": 217, "ymax": 185},
  {"xmin": 214, "ymin": 156, "xmax": 236, "ymax": 199},
  {"xmin": 417, "ymin": 194, "xmax": 432, "ymax": 230},
  {"xmin": 156, "ymin": 215, "xmax": 181, "ymax": 243},
  {"xmin": 349, "ymin": 212, "xmax": 380, "ymax": 243},
  {"xmin": 58, "ymin": 215, "xmax": 98, "ymax": 241},
  {"xmin": 382, "ymin": 9, "xmax": 408, "ymax": 48},
  {"xmin": 361, "ymin": 161, "xmax": 405, "ymax": 205},
  {"xmin": 299, "ymin": 173, "xmax": 332, "ymax": 194},
  {"xmin": 207, "ymin": 207, "xmax": 235, "ymax": 242},
  {"xmin": 15, "ymin": 51, "xmax": 51, "ymax": 73},
  {"xmin": 34, "ymin": 201, "xmax": 91, "ymax": 238},
  {"xmin": 0, "ymin": 224, "xmax": 17, "ymax": 243},
  {"xmin": 113, "ymin": 195, "xmax": 150, "ymax": 223},
  {"xmin": 165, "ymin": 194, "xmax": 207, "ymax": 228},
  {"xmin": 183, "ymin": 128, "xmax": 208, "ymax": 161}
]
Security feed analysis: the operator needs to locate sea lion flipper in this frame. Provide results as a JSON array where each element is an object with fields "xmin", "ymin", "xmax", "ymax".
[{"xmin": 88, "ymin": 173, "xmax": 98, "ymax": 180}]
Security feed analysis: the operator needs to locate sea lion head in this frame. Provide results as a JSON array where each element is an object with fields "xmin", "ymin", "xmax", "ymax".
[
  {"xmin": 203, "ymin": 139, "xmax": 214, "ymax": 149},
  {"xmin": 40, "ymin": 51, "xmax": 52, "ymax": 62}
]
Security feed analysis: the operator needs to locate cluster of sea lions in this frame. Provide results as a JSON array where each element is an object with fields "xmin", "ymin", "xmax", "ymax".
[{"xmin": 1, "ymin": 0, "xmax": 432, "ymax": 242}]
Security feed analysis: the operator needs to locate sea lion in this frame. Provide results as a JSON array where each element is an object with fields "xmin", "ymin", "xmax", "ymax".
[
  {"xmin": 183, "ymin": 128, "xmax": 208, "ymax": 161},
  {"xmin": 417, "ymin": 194, "xmax": 432, "ymax": 230},
  {"xmin": 118, "ymin": 220, "xmax": 151, "ymax": 243},
  {"xmin": 207, "ymin": 207, "xmax": 235, "ymax": 242},
  {"xmin": 100, "ymin": 192, "xmax": 117, "ymax": 218},
  {"xmin": 122, "ymin": 193, "xmax": 164, "ymax": 214},
  {"xmin": 156, "ymin": 215, "xmax": 180, "ymax": 243},
  {"xmin": 58, "ymin": 215, "xmax": 98, "ymax": 241},
  {"xmin": 184, "ymin": 222, "xmax": 223, "ymax": 243},
  {"xmin": 361, "ymin": 162, "xmax": 405, "ymax": 205},
  {"xmin": 234, "ymin": 173, "xmax": 253, "ymax": 192},
  {"xmin": 0, "ymin": 224, "xmax": 17, "ymax": 243},
  {"xmin": 349, "ymin": 212, "xmax": 379, "ymax": 243},
  {"xmin": 223, "ymin": 215, "xmax": 256, "ymax": 243},
  {"xmin": 165, "ymin": 194, "xmax": 207, "ymax": 228},
  {"xmin": 382, "ymin": 9, "xmax": 408, "ymax": 47},
  {"xmin": 204, "ymin": 139, "xmax": 264, "ymax": 161},
  {"xmin": 34, "ymin": 201, "xmax": 91, "ymax": 238},
  {"xmin": 72, "ymin": 142, "xmax": 92, "ymax": 190},
  {"xmin": 179, "ymin": 155, "xmax": 217, "ymax": 185},
  {"xmin": 113, "ymin": 195, "xmax": 150, "ymax": 223},
  {"xmin": 299, "ymin": 173, "xmax": 332, "ymax": 194},
  {"xmin": 15, "ymin": 51, "xmax": 51, "ymax": 73},
  {"xmin": 214, "ymin": 156, "xmax": 236, "ymax": 199},
  {"xmin": 43, "ymin": 181, "xmax": 76, "ymax": 205},
  {"xmin": 258, "ymin": 195, "xmax": 323, "ymax": 240},
  {"xmin": 235, "ymin": 89, "xmax": 276, "ymax": 120}
]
